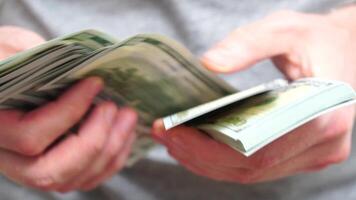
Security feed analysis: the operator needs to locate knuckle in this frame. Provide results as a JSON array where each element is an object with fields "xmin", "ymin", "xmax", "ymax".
[
  {"xmin": 328, "ymin": 146, "xmax": 351, "ymax": 164},
  {"xmin": 85, "ymin": 141, "xmax": 104, "ymax": 157},
  {"xmin": 266, "ymin": 10, "xmax": 311, "ymax": 39},
  {"xmin": 322, "ymin": 121, "xmax": 350, "ymax": 142},
  {"xmin": 22, "ymin": 172, "xmax": 57, "ymax": 191},
  {"xmin": 315, "ymin": 145, "xmax": 351, "ymax": 170},
  {"xmin": 63, "ymin": 103, "xmax": 84, "ymax": 123},
  {"xmin": 322, "ymin": 109, "xmax": 354, "ymax": 141},
  {"xmin": 106, "ymin": 143, "xmax": 119, "ymax": 159},
  {"xmin": 15, "ymin": 136, "xmax": 44, "ymax": 156},
  {"xmin": 248, "ymin": 153, "xmax": 277, "ymax": 170}
]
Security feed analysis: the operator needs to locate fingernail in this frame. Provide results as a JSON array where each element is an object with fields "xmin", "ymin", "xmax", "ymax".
[
  {"xmin": 88, "ymin": 76, "xmax": 104, "ymax": 91},
  {"xmin": 153, "ymin": 119, "xmax": 165, "ymax": 135},
  {"xmin": 152, "ymin": 122, "xmax": 162, "ymax": 139},
  {"xmin": 203, "ymin": 48, "xmax": 227, "ymax": 65},
  {"xmin": 116, "ymin": 107, "xmax": 138, "ymax": 129},
  {"xmin": 202, "ymin": 48, "xmax": 236, "ymax": 72}
]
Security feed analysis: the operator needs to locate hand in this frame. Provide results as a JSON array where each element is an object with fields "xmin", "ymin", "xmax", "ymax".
[
  {"xmin": 0, "ymin": 26, "xmax": 45, "ymax": 60},
  {"xmin": 152, "ymin": 10, "xmax": 356, "ymax": 183},
  {"xmin": 0, "ymin": 26, "xmax": 138, "ymax": 192}
]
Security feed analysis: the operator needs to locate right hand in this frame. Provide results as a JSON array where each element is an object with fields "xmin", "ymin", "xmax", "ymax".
[
  {"xmin": 0, "ymin": 26, "xmax": 138, "ymax": 192},
  {"xmin": 153, "ymin": 10, "xmax": 356, "ymax": 184}
]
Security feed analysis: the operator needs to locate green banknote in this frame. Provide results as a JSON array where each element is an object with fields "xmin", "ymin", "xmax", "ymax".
[
  {"xmin": 168, "ymin": 79, "xmax": 356, "ymax": 156},
  {"xmin": 0, "ymin": 30, "xmax": 235, "ymax": 164},
  {"xmin": 68, "ymin": 34, "xmax": 236, "ymax": 164}
]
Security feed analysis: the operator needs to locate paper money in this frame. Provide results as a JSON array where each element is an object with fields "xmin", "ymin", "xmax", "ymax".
[
  {"xmin": 0, "ymin": 30, "xmax": 235, "ymax": 164},
  {"xmin": 163, "ymin": 79, "xmax": 288, "ymax": 130},
  {"xmin": 169, "ymin": 78, "xmax": 356, "ymax": 156},
  {"xmin": 0, "ymin": 29, "xmax": 355, "ymax": 163}
]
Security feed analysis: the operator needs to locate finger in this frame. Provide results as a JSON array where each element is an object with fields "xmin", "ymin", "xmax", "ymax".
[
  {"xmin": 0, "ymin": 77, "xmax": 103, "ymax": 155},
  {"xmin": 272, "ymin": 54, "xmax": 309, "ymax": 80},
  {"xmin": 169, "ymin": 131, "xmax": 351, "ymax": 184},
  {"xmin": 153, "ymin": 121, "xmax": 250, "ymax": 168},
  {"xmin": 200, "ymin": 11, "xmax": 305, "ymax": 73},
  {"xmin": 154, "ymin": 107, "xmax": 353, "ymax": 170},
  {"xmin": 246, "ymin": 132, "xmax": 351, "ymax": 183},
  {"xmin": 244, "ymin": 108, "xmax": 354, "ymax": 170},
  {"xmin": 169, "ymin": 146, "xmax": 250, "ymax": 183},
  {"xmin": 163, "ymin": 133, "xmax": 258, "ymax": 183},
  {"xmin": 0, "ymin": 26, "xmax": 45, "ymax": 59},
  {"xmin": 165, "ymin": 131, "xmax": 299, "ymax": 184},
  {"xmin": 152, "ymin": 119, "xmax": 166, "ymax": 143},
  {"xmin": 0, "ymin": 102, "xmax": 117, "ymax": 190},
  {"xmin": 63, "ymin": 108, "xmax": 137, "ymax": 191},
  {"xmin": 155, "ymin": 122, "xmax": 230, "ymax": 169},
  {"xmin": 173, "ymin": 154, "xmax": 229, "ymax": 182},
  {"xmin": 79, "ymin": 129, "xmax": 136, "ymax": 191}
]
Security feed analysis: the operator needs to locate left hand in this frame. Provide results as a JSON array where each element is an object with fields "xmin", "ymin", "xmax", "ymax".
[
  {"xmin": 0, "ymin": 26, "xmax": 138, "ymax": 192},
  {"xmin": 152, "ymin": 9, "xmax": 356, "ymax": 183}
]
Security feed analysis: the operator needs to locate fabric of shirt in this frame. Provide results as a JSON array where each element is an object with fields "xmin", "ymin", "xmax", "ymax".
[{"xmin": 0, "ymin": 0, "xmax": 355, "ymax": 200}]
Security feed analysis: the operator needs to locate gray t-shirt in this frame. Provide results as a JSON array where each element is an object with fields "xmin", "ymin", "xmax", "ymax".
[{"xmin": 0, "ymin": 0, "xmax": 355, "ymax": 199}]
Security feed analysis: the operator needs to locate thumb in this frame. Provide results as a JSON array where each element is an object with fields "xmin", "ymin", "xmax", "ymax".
[
  {"xmin": 151, "ymin": 119, "xmax": 167, "ymax": 143},
  {"xmin": 0, "ymin": 26, "xmax": 45, "ymax": 60},
  {"xmin": 201, "ymin": 16, "xmax": 296, "ymax": 73}
]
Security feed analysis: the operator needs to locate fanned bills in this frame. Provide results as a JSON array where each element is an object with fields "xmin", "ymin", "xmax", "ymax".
[{"xmin": 0, "ymin": 30, "xmax": 235, "ymax": 165}]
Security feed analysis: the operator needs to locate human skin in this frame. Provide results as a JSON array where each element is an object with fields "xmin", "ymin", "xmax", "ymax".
[
  {"xmin": 153, "ymin": 7, "xmax": 356, "ymax": 183},
  {"xmin": 0, "ymin": 26, "xmax": 138, "ymax": 192}
]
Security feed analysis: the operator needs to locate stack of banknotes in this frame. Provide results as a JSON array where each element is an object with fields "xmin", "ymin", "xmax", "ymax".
[
  {"xmin": 0, "ymin": 30, "xmax": 355, "ymax": 164},
  {"xmin": 164, "ymin": 78, "xmax": 356, "ymax": 156}
]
